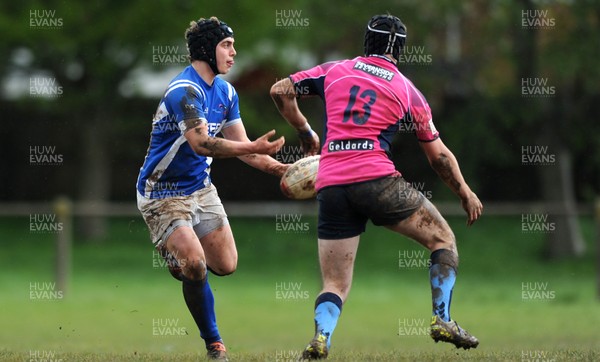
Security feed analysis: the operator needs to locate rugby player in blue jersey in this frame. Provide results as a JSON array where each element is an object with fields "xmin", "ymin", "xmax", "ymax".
[{"xmin": 136, "ymin": 17, "xmax": 286, "ymax": 360}]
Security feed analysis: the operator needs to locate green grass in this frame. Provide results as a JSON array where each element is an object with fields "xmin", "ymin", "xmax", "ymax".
[{"xmin": 1, "ymin": 215, "xmax": 599, "ymax": 361}]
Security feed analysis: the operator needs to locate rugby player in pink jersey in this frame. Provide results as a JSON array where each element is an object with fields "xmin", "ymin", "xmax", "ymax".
[{"xmin": 271, "ymin": 14, "xmax": 483, "ymax": 359}]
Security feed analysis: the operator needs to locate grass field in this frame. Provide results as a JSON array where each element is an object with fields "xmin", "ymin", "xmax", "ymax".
[{"xmin": 1, "ymin": 214, "xmax": 599, "ymax": 361}]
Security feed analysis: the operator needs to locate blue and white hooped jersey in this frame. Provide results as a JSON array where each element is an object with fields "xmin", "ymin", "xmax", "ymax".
[{"xmin": 136, "ymin": 65, "xmax": 242, "ymax": 199}]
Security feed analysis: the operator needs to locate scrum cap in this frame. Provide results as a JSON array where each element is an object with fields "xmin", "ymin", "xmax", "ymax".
[
  {"xmin": 364, "ymin": 14, "xmax": 406, "ymax": 63},
  {"xmin": 186, "ymin": 17, "xmax": 234, "ymax": 75}
]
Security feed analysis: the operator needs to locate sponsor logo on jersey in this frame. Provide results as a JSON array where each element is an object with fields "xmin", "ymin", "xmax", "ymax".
[
  {"xmin": 207, "ymin": 121, "xmax": 225, "ymax": 136},
  {"xmin": 353, "ymin": 61, "xmax": 395, "ymax": 81},
  {"xmin": 328, "ymin": 139, "xmax": 374, "ymax": 152}
]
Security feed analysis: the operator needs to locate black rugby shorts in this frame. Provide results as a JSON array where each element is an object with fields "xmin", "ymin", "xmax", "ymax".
[{"xmin": 317, "ymin": 174, "xmax": 425, "ymax": 240}]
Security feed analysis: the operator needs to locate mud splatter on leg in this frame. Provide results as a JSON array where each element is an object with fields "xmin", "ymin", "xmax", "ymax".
[{"xmin": 429, "ymin": 249, "xmax": 458, "ymax": 322}]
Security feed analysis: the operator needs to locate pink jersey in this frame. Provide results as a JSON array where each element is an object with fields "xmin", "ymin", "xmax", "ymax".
[{"xmin": 290, "ymin": 56, "xmax": 439, "ymax": 190}]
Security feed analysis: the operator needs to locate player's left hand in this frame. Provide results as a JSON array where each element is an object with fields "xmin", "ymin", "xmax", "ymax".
[
  {"xmin": 298, "ymin": 128, "xmax": 320, "ymax": 156},
  {"xmin": 461, "ymin": 191, "xmax": 483, "ymax": 226},
  {"xmin": 252, "ymin": 129, "xmax": 285, "ymax": 155}
]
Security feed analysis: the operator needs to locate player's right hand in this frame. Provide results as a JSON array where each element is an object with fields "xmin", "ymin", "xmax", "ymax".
[
  {"xmin": 253, "ymin": 129, "xmax": 285, "ymax": 155},
  {"xmin": 298, "ymin": 128, "xmax": 320, "ymax": 156},
  {"xmin": 461, "ymin": 191, "xmax": 483, "ymax": 226}
]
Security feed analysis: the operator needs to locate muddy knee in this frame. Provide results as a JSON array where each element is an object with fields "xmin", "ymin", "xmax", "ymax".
[
  {"xmin": 430, "ymin": 248, "xmax": 459, "ymax": 270},
  {"xmin": 182, "ymin": 258, "xmax": 208, "ymax": 281},
  {"xmin": 433, "ymin": 229, "xmax": 457, "ymax": 253}
]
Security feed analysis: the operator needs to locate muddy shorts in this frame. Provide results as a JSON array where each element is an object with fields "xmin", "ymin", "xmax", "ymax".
[
  {"xmin": 317, "ymin": 173, "xmax": 425, "ymax": 240},
  {"xmin": 137, "ymin": 183, "xmax": 229, "ymax": 246}
]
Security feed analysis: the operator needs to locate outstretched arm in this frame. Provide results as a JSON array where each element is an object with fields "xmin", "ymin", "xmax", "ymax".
[
  {"xmin": 270, "ymin": 78, "xmax": 320, "ymax": 155},
  {"xmin": 221, "ymin": 122, "xmax": 289, "ymax": 177},
  {"xmin": 183, "ymin": 118, "xmax": 284, "ymax": 158},
  {"xmin": 420, "ymin": 138, "xmax": 483, "ymax": 226}
]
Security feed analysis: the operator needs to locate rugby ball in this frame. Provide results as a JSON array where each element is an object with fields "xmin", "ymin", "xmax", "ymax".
[{"xmin": 280, "ymin": 155, "xmax": 320, "ymax": 200}]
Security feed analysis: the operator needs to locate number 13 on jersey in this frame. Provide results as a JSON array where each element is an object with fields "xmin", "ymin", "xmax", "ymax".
[{"xmin": 342, "ymin": 85, "xmax": 377, "ymax": 125}]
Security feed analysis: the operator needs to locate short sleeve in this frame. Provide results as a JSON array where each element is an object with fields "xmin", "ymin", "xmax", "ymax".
[
  {"xmin": 407, "ymin": 81, "xmax": 439, "ymax": 142},
  {"xmin": 290, "ymin": 62, "xmax": 338, "ymax": 98},
  {"xmin": 169, "ymin": 84, "xmax": 206, "ymax": 122}
]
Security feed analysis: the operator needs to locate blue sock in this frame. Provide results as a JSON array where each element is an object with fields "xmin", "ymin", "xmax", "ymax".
[
  {"xmin": 313, "ymin": 292, "xmax": 343, "ymax": 349},
  {"xmin": 182, "ymin": 275, "xmax": 221, "ymax": 347},
  {"xmin": 429, "ymin": 249, "xmax": 458, "ymax": 322}
]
